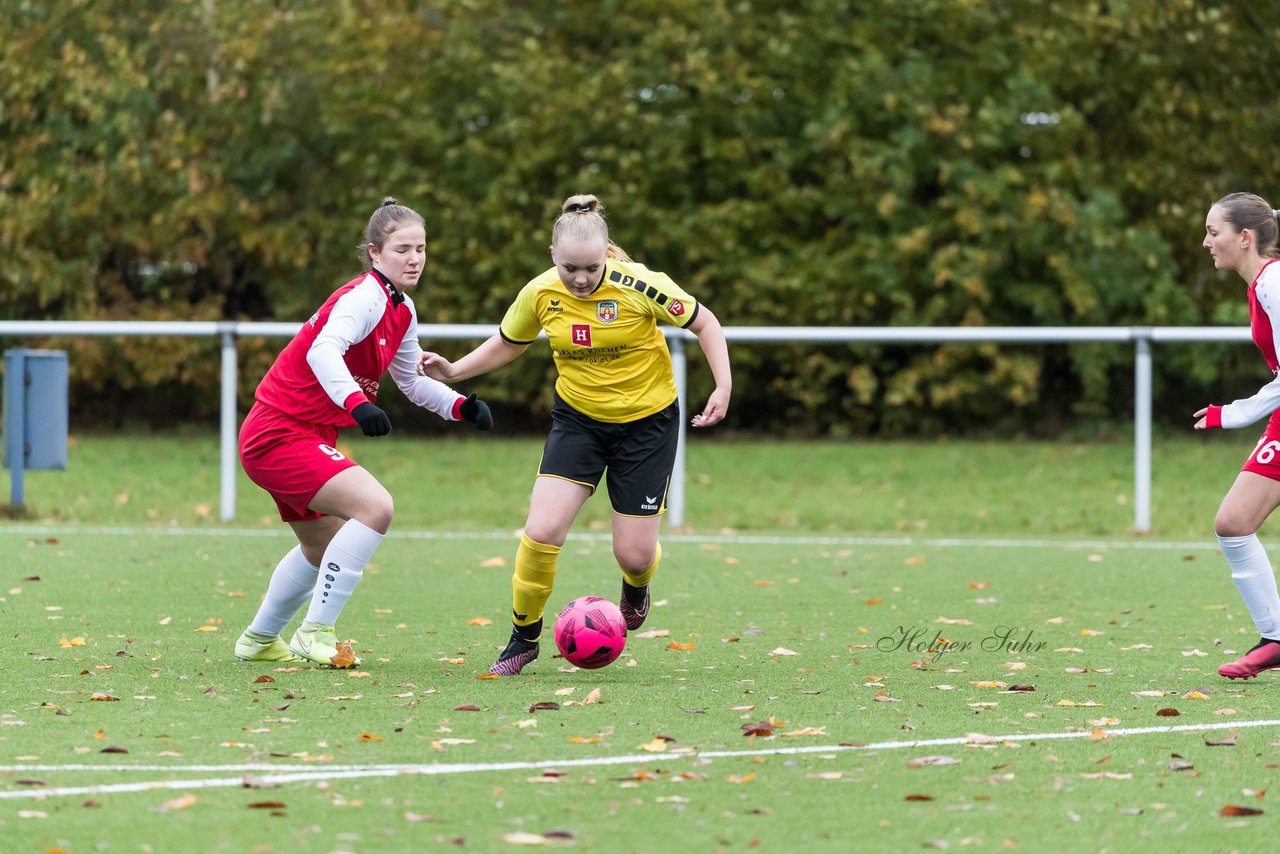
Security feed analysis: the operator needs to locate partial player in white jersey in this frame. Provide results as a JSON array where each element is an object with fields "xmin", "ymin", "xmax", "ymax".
[
  {"xmin": 1194, "ymin": 192, "xmax": 1280, "ymax": 679},
  {"xmin": 234, "ymin": 198, "xmax": 494, "ymax": 668}
]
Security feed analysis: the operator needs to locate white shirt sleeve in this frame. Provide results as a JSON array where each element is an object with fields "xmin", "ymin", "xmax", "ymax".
[
  {"xmin": 1221, "ymin": 269, "xmax": 1280, "ymax": 429},
  {"xmin": 306, "ymin": 275, "xmax": 383, "ymax": 411},
  {"xmin": 388, "ymin": 298, "xmax": 464, "ymax": 420}
]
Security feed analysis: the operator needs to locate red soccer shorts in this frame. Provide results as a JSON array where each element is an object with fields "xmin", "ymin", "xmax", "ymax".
[
  {"xmin": 238, "ymin": 401, "xmax": 359, "ymax": 522},
  {"xmin": 1242, "ymin": 417, "xmax": 1280, "ymax": 482}
]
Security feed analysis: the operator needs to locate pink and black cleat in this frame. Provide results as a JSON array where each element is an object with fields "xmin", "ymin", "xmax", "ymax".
[
  {"xmin": 619, "ymin": 582, "xmax": 650, "ymax": 632},
  {"xmin": 1219, "ymin": 639, "xmax": 1280, "ymax": 680},
  {"xmin": 487, "ymin": 634, "xmax": 539, "ymax": 676}
]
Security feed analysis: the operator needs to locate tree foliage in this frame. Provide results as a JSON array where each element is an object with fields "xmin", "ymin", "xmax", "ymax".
[{"xmin": 2, "ymin": 0, "xmax": 1277, "ymax": 434}]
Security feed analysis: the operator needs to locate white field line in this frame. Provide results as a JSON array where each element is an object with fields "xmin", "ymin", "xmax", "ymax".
[
  {"xmin": 3, "ymin": 719, "xmax": 1277, "ymax": 802},
  {"xmin": 1, "ymin": 523, "xmax": 1220, "ymax": 552}
]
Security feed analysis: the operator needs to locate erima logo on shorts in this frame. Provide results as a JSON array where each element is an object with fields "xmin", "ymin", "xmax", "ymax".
[{"xmin": 641, "ymin": 495, "xmax": 659, "ymax": 511}]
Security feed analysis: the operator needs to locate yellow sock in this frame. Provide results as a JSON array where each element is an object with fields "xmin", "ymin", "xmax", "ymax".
[
  {"xmin": 622, "ymin": 541, "xmax": 662, "ymax": 589},
  {"xmin": 512, "ymin": 534, "xmax": 559, "ymax": 638}
]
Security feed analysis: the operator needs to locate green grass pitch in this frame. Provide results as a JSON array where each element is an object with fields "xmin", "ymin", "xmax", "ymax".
[{"xmin": 3, "ymin": 524, "xmax": 1278, "ymax": 852}]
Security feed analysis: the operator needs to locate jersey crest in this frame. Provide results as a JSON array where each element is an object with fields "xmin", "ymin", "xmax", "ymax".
[{"xmin": 596, "ymin": 300, "xmax": 618, "ymax": 323}]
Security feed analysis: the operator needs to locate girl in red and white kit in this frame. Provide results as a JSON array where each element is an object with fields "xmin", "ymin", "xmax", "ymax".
[
  {"xmin": 235, "ymin": 197, "xmax": 493, "ymax": 667},
  {"xmin": 1195, "ymin": 192, "xmax": 1280, "ymax": 679}
]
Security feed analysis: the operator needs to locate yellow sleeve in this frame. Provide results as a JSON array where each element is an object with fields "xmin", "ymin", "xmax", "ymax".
[{"xmin": 498, "ymin": 282, "xmax": 543, "ymax": 344}]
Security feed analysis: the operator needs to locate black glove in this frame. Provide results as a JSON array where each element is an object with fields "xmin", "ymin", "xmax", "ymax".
[
  {"xmin": 352, "ymin": 402, "xmax": 392, "ymax": 437},
  {"xmin": 459, "ymin": 393, "xmax": 493, "ymax": 431}
]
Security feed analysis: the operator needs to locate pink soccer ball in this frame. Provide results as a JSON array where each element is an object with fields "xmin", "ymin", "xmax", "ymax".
[{"xmin": 554, "ymin": 596, "xmax": 627, "ymax": 669}]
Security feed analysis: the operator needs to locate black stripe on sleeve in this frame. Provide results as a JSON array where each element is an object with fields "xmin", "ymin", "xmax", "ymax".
[
  {"xmin": 500, "ymin": 328, "xmax": 537, "ymax": 346},
  {"xmin": 681, "ymin": 304, "xmax": 700, "ymax": 329}
]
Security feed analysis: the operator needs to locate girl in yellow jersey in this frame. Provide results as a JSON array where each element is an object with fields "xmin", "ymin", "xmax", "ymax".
[{"xmin": 418, "ymin": 194, "xmax": 732, "ymax": 675}]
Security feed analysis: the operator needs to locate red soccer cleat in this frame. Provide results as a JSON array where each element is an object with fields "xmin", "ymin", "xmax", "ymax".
[{"xmin": 1219, "ymin": 639, "xmax": 1280, "ymax": 680}]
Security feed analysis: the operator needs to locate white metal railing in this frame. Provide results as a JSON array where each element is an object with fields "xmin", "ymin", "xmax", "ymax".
[{"xmin": 0, "ymin": 320, "xmax": 1256, "ymax": 531}]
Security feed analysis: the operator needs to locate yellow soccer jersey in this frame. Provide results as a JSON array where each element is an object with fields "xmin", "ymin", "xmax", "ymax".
[{"xmin": 499, "ymin": 258, "xmax": 700, "ymax": 423}]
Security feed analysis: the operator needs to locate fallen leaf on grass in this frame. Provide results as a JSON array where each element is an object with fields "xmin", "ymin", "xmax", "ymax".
[
  {"xmin": 329, "ymin": 643, "xmax": 359, "ymax": 669},
  {"xmin": 971, "ymin": 681, "xmax": 1007, "ymax": 689},
  {"xmin": 454, "ymin": 704, "xmax": 481, "ymax": 712},
  {"xmin": 404, "ymin": 811, "xmax": 435, "ymax": 822},
  {"xmin": 90, "ymin": 693, "xmax": 121, "ymax": 702},
  {"xmin": 503, "ymin": 831, "xmax": 554, "ymax": 845},
  {"xmin": 529, "ymin": 702, "xmax": 560, "ymax": 713},
  {"xmin": 59, "ymin": 636, "xmax": 86, "ymax": 648},
  {"xmin": 1220, "ymin": 805, "xmax": 1264, "ymax": 817},
  {"xmin": 635, "ymin": 629, "xmax": 669, "ymax": 638},
  {"xmin": 742, "ymin": 721, "xmax": 775, "ymax": 737},
  {"xmin": 479, "ymin": 556, "xmax": 507, "ymax": 567},
  {"xmin": 781, "ymin": 726, "xmax": 827, "ymax": 738},
  {"xmin": 1132, "ymin": 690, "xmax": 1175, "ymax": 698},
  {"xmin": 246, "ymin": 800, "xmax": 287, "ymax": 811},
  {"xmin": 252, "ymin": 675, "xmax": 275, "ymax": 684},
  {"xmin": 153, "ymin": 794, "xmax": 197, "ymax": 813},
  {"xmin": 1156, "ymin": 708, "xmax": 1181, "ymax": 717},
  {"xmin": 468, "ymin": 617, "xmax": 493, "ymax": 626},
  {"xmin": 667, "ymin": 641, "xmax": 695, "ymax": 651},
  {"xmin": 357, "ymin": 733, "xmax": 384, "ymax": 742},
  {"xmin": 770, "ymin": 647, "xmax": 799, "ymax": 656},
  {"xmin": 907, "ymin": 756, "xmax": 960, "ymax": 767},
  {"xmin": 1183, "ymin": 690, "xmax": 1210, "ymax": 700},
  {"xmin": 639, "ymin": 737, "xmax": 669, "ymax": 753},
  {"xmin": 905, "ymin": 793, "xmax": 934, "ymax": 801},
  {"xmin": 242, "ymin": 775, "xmax": 279, "ymax": 789},
  {"xmin": 1206, "ymin": 735, "xmax": 1238, "ymax": 747}
]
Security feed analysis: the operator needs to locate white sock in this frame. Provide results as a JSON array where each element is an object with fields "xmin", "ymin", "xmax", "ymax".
[
  {"xmin": 1219, "ymin": 533, "xmax": 1280, "ymax": 639},
  {"xmin": 304, "ymin": 519, "xmax": 383, "ymax": 626},
  {"xmin": 247, "ymin": 546, "xmax": 319, "ymax": 637}
]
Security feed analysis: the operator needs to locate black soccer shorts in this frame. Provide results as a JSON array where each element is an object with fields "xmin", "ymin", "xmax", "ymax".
[{"xmin": 537, "ymin": 393, "xmax": 680, "ymax": 517}]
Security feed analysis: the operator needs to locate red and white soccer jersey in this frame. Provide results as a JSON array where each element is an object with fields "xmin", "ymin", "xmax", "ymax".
[
  {"xmin": 1202, "ymin": 260, "xmax": 1280, "ymax": 479},
  {"xmin": 241, "ymin": 269, "xmax": 464, "ymax": 520},
  {"xmin": 254, "ymin": 270, "xmax": 462, "ymax": 424}
]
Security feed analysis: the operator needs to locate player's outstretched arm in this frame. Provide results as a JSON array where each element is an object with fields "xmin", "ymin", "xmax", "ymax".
[
  {"xmin": 419, "ymin": 334, "xmax": 526, "ymax": 382},
  {"xmin": 687, "ymin": 307, "xmax": 732, "ymax": 428}
]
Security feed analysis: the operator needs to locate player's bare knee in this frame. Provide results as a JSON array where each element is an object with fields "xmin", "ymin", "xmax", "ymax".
[
  {"xmin": 1214, "ymin": 509, "xmax": 1257, "ymax": 539},
  {"xmin": 614, "ymin": 547, "xmax": 654, "ymax": 576},
  {"xmin": 521, "ymin": 525, "xmax": 566, "ymax": 547},
  {"xmin": 360, "ymin": 496, "xmax": 394, "ymax": 535}
]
